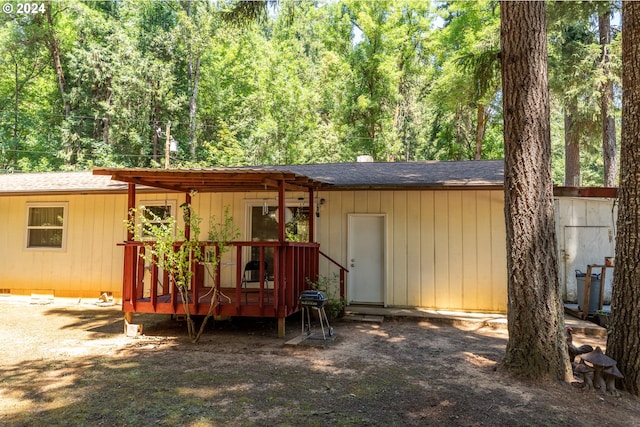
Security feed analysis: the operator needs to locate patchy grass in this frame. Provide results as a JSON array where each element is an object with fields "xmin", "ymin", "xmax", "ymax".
[{"xmin": 0, "ymin": 300, "xmax": 638, "ymax": 426}]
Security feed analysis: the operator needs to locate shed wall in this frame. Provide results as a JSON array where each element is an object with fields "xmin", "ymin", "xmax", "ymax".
[{"xmin": 555, "ymin": 197, "xmax": 617, "ymax": 302}]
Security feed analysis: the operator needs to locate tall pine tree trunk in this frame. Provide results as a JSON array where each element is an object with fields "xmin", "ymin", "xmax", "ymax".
[
  {"xmin": 564, "ymin": 101, "xmax": 580, "ymax": 186},
  {"xmin": 475, "ymin": 103, "xmax": 487, "ymax": 160},
  {"xmin": 606, "ymin": 2, "xmax": 640, "ymax": 396},
  {"xmin": 44, "ymin": 3, "xmax": 69, "ymax": 118},
  {"xmin": 187, "ymin": 0, "xmax": 199, "ymax": 161},
  {"xmin": 599, "ymin": 11, "xmax": 617, "ymax": 187},
  {"xmin": 500, "ymin": 1, "xmax": 572, "ymax": 381},
  {"xmin": 189, "ymin": 57, "xmax": 200, "ymax": 161},
  {"xmin": 13, "ymin": 62, "xmax": 19, "ymax": 140},
  {"xmin": 102, "ymin": 78, "xmax": 112, "ymax": 146}
]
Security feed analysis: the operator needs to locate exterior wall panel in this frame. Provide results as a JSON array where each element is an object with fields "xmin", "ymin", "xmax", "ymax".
[
  {"xmin": 0, "ymin": 194, "xmax": 127, "ymax": 298},
  {"xmin": 317, "ymin": 189, "xmax": 507, "ymax": 313},
  {"xmin": 419, "ymin": 192, "xmax": 436, "ymax": 308},
  {"xmin": 433, "ymin": 192, "xmax": 450, "ymax": 308},
  {"xmin": 462, "ymin": 191, "xmax": 479, "ymax": 310},
  {"xmin": 1, "ymin": 187, "xmax": 508, "ymax": 312},
  {"xmin": 392, "ymin": 191, "xmax": 408, "ymax": 306},
  {"xmin": 406, "ymin": 192, "xmax": 422, "ymax": 307},
  {"xmin": 491, "ymin": 191, "xmax": 508, "ymax": 311},
  {"xmin": 448, "ymin": 191, "xmax": 464, "ymax": 310}
]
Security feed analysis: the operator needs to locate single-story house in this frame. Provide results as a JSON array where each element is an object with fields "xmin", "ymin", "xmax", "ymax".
[{"xmin": 0, "ymin": 160, "xmax": 616, "ymax": 334}]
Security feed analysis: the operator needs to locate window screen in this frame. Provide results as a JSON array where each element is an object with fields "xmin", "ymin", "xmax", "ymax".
[{"xmin": 27, "ymin": 205, "xmax": 66, "ymax": 249}]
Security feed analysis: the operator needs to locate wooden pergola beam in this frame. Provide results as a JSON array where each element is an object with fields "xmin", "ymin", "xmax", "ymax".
[
  {"xmin": 261, "ymin": 178, "xmax": 311, "ymax": 192},
  {"xmin": 93, "ymin": 167, "xmax": 328, "ymax": 194}
]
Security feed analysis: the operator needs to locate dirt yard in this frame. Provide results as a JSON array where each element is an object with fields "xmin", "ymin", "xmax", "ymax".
[{"xmin": 0, "ymin": 297, "xmax": 638, "ymax": 427}]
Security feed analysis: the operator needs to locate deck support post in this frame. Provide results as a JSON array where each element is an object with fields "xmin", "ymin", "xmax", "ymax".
[
  {"xmin": 309, "ymin": 188, "xmax": 315, "ymax": 243},
  {"xmin": 278, "ymin": 317, "xmax": 285, "ymax": 338},
  {"xmin": 277, "ymin": 180, "xmax": 286, "ymax": 242},
  {"xmin": 124, "ymin": 311, "xmax": 133, "ymax": 334},
  {"xmin": 127, "ymin": 183, "xmax": 135, "ymax": 240},
  {"xmin": 184, "ymin": 192, "xmax": 191, "ymax": 240}
]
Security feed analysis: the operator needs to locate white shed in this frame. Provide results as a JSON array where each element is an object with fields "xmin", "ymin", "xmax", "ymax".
[{"xmin": 554, "ymin": 193, "xmax": 617, "ymax": 304}]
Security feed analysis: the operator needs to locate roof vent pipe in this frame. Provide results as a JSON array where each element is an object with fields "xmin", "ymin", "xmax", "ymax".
[{"xmin": 357, "ymin": 155, "xmax": 374, "ymax": 163}]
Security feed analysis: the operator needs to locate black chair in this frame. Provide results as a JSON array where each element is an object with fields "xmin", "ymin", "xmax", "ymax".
[{"xmin": 241, "ymin": 260, "xmax": 269, "ymax": 303}]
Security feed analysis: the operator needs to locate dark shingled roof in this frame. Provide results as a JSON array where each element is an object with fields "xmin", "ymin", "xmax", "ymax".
[
  {"xmin": 0, "ymin": 160, "xmax": 505, "ymax": 195},
  {"xmin": 0, "ymin": 171, "xmax": 129, "ymax": 195},
  {"xmin": 266, "ymin": 160, "xmax": 505, "ymax": 189}
]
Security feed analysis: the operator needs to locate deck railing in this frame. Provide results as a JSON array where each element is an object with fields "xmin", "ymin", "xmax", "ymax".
[
  {"xmin": 121, "ymin": 241, "xmax": 319, "ymax": 319},
  {"xmin": 319, "ymin": 250, "xmax": 349, "ymax": 310}
]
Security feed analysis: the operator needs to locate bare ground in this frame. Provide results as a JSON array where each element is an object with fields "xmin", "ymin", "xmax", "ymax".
[{"xmin": 0, "ymin": 297, "xmax": 638, "ymax": 427}]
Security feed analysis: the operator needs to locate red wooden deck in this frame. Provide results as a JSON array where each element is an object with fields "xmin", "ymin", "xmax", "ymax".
[
  {"xmin": 93, "ymin": 167, "xmax": 339, "ymax": 337},
  {"xmin": 121, "ymin": 241, "xmax": 320, "ymax": 327}
]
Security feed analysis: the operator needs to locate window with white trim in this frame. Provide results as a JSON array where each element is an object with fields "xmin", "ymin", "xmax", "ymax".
[
  {"xmin": 140, "ymin": 200, "xmax": 177, "ymax": 238},
  {"xmin": 26, "ymin": 203, "xmax": 68, "ymax": 250}
]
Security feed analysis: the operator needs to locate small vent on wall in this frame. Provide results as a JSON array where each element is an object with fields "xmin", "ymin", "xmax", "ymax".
[{"xmin": 0, "ymin": 289, "xmax": 10, "ymax": 295}]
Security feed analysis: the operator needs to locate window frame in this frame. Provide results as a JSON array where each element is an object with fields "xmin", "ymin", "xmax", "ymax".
[
  {"xmin": 243, "ymin": 199, "xmax": 311, "ymax": 242},
  {"xmin": 138, "ymin": 200, "xmax": 177, "ymax": 240},
  {"xmin": 25, "ymin": 202, "xmax": 69, "ymax": 251}
]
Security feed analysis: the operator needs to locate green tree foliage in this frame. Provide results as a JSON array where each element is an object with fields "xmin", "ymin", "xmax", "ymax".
[
  {"xmin": 0, "ymin": 0, "xmax": 621, "ymax": 174},
  {"xmin": 336, "ymin": 0, "xmax": 434, "ymax": 161},
  {"xmin": 547, "ymin": 1, "xmax": 622, "ymax": 186},
  {"xmin": 0, "ymin": 12, "xmax": 57, "ymax": 171},
  {"xmin": 427, "ymin": 0, "xmax": 502, "ymax": 161},
  {"xmin": 127, "ymin": 203, "xmax": 239, "ymax": 343}
]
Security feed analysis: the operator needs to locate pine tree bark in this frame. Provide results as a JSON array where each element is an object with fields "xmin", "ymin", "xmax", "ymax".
[
  {"xmin": 189, "ymin": 56, "xmax": 200, "ymax": 161},
  {"xmin": 606, "ymin": 2, "xmax": 640, "ymax": 396},
  {"xmin": 44, "ymin": 3, "xmax": 70, "ymax": 118},
  {"xmin": 564, "ymin": 101, "xmax": 580, "ymax": 186},
  {"xmin": 475, "ymin": 103, "xmax": 487, "ymax": 160},
  {"xmin": 187, "ymin": 0, "xmax": 199, "ymax": 161},
  {"xmin": 500, "ymin": 1, "xmax": 572, "ymax": 381},
  {"xmin": 599, "ymin": 11, "xmax": 617, "ymax": 187}
]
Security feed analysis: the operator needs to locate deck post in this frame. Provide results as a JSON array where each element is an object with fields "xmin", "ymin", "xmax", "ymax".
[
  {"xmin": 277, "ymin": 180, "xmax": 286, "ymax": 242},
  {"xmin": 124, "ymin": 311, "xmax": 133, "ymax": 334},
  {"xmin": 278, "ymin": 316, "xmax": 286, "ymax": 338},
  {"xmin": 277, "ymin": 180, "xmax": 286, "ymax": 334},
  {"xmin": 124, "ymin": 183, "xmax": 137, "ymax": 312},
  {"xmin": 127, "ymin": 183, "xmax": 135, "ymax": 240},
  {"xmin": 184, "ymin": 192, "xmax": 191, "ymax": 240},
  {"xmin": 309, "ymin": 189, "xmax": 315, "ymax": 243}
]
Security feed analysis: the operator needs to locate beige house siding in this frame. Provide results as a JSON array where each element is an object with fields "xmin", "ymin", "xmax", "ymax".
[
  {"xmin": 0, "ymin": 193, "xmax": 127, "ymax": 298},
  {"xmin": 1, "ymin": 188, "xmax": 507, "ymax": 313},
  {"xmin": 316, "ymin": 189, "xmax": 507, "ymax": 313}
]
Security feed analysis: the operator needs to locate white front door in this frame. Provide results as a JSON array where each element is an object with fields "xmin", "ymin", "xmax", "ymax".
[{"xmin": 348, "ymin": 214, "xmax": 385, "ymax": 305}]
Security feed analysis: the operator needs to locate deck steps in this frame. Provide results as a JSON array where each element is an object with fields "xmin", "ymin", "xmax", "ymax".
[{"xmin": 342, "ymin": 313, "xmax": 385, "ymax": 323}]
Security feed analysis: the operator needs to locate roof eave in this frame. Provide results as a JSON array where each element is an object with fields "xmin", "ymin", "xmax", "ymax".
[
  {"xmin": 553, "ymin": 186, "xmax": 618, "ymax": 198},
  {"xmin": 0, "ymin": 187, "xmax": 175, "ymax": 197},
  {"xmin": 92, "ymin": 167, "xmax": 329, "ymax": 193},
  {"xmin": 319, "ymin": 184, "xmax": 504, "ymax": 191}
]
